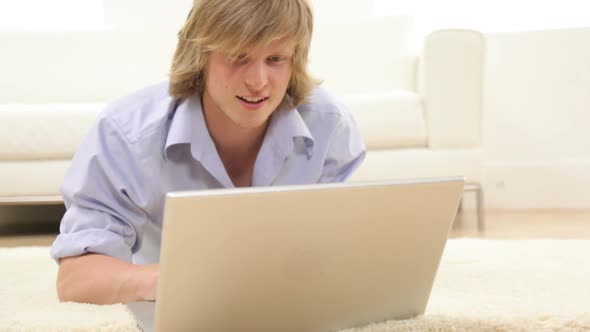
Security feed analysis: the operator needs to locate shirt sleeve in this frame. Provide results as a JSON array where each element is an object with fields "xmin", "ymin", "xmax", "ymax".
[
  {"xmin": 318, "ymin": 109, "xmax": 366, "ymax": 183},
  {"xmin": 50, "ymin": 114, "xmax": 150, "ymax": 263}
]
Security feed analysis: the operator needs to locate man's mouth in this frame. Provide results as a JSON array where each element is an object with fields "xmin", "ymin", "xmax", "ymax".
[{"xmin": 237, "ymin": 96, "xmax": 269, "ymax": 104}]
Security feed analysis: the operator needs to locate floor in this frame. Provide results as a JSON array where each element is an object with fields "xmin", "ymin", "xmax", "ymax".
[
  {"xmin": 1, "ymin": 209, "xmax": 589, "ymax": 248},
  {"xmin": 450, "ymin": 209, "xmax": 590, "ymax": 239}
]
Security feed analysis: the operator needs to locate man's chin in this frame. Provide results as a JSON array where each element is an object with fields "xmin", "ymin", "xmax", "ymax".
[{"xmin": 235, "ymin": 120, "xmax": 269, "ymax": 131}]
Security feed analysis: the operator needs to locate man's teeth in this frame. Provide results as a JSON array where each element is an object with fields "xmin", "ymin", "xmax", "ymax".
[{"xmin": 239, "ymin": 96, "xmax": 266, "ymax": 103}]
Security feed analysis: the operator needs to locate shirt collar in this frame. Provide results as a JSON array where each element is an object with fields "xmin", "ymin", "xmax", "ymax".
[
  {"xmin": 164, "ymin": 95, "xmax": 202, "ymax": 158},
  {"xmin": 266, "ymin": 96, "xmax": 315, "ymax": 158},
  {"xmin": 164, "ymin": 94, "xmax": 315, "ymax": 161}
]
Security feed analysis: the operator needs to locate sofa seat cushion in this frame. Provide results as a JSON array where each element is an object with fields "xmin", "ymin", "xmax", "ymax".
[
  {"xmin": 0, "ymin": 103, "xmax": 103, "ymax": 160},
  {"xmin": 339, "ymin": 91, "xmax": 427, "ymax": 150}
]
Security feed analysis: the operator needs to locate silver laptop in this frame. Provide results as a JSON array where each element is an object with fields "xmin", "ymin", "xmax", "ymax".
[{"xmin": 128, "ymin": 177, "xmax": 464, "ymax": 332}]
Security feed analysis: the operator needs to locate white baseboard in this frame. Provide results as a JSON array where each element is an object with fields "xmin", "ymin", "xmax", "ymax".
[{"xmin": 483, "ymin": 160, "xmax": 590, "ymax": 209}]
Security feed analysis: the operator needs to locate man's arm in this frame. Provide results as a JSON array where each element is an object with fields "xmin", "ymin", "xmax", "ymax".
[
  {"xmin": 318, "ymin": 110, "xmax": 366, "ymax": 183},
  {"xmin": 52, "ymin": 112, "xmax": 157, "ymax": 304},
  {"xmin": 57, "ymin": 254, "xmax": 158, "ymax": 304}
]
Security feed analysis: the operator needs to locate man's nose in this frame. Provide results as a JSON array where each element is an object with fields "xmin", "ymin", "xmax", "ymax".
[{"xmin": 244, "ymin": 61, "xmax": 268, "ymax": 91}]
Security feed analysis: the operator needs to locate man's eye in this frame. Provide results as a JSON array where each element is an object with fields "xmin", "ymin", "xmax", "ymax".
[{"xmin": 269, "ymin": 56, "xmax": 283, "ymax": 63}]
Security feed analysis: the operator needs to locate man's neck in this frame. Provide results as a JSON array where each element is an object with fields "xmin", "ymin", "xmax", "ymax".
[
  {"xmin": 210, "ymin": 121, "xmax": 268, "ymax": 159},
  {"xmin": 209, "ymin": 122, "xmax": 268, "ymax": 187},
  {"xmin": 201, "ymin": 96, "xmax": 271, "ymax": 186}
]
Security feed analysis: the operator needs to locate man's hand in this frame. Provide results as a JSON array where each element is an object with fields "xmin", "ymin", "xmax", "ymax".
[
  {"xmin": 57, "ymin": 254, "xmax": 160, "ymax": 304},
  {"xmin": 134, "ymin": 263, "xmax": 159, "ymax": 301}
]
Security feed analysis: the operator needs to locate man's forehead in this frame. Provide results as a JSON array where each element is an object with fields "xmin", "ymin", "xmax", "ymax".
[{"xmin": 222, "ymin": 37, "xmax": 297, "ymax": 56}]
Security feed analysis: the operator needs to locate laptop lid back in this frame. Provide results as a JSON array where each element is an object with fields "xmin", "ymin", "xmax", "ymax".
[{"xmin": 155, "ymin": 178, "xmax": 464, "ymax": 332}]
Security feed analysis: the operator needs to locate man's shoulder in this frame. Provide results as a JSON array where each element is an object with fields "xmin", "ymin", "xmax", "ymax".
[
  {"xmin": 99, "ymin": 82, "xmax": 175, "ymax": 143},
  {"xmin": 299, "ymin": 86, "xmax": 339, "ymax": 112},
  {"xmin": 297, "ymin": 86, "xmax": 353, "ymax": 127}
]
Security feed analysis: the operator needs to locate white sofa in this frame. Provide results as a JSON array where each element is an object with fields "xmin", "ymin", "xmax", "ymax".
[{"xmin": 0, "ymin": 17, "xmax": 485, "ymax": 208}]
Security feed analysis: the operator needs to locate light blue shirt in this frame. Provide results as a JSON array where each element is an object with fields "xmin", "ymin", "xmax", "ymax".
[{"xmin": 50, "ymin": 82, "xmax": 365, "ymax": 264}]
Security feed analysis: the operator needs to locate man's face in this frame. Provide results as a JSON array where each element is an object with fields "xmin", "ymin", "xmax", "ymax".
[{"xmin": 202, "ymin": 38, "xmax": 295, "ymax": 131}]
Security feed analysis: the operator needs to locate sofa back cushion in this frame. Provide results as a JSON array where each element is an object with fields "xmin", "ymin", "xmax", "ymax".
[
  {"xmin": 0, "ymin": 30, "xmax": 176, "ymax": 103},
  {"xmin": 340, "ymin": 91, "xmax": 427, "ymax": 150},
  {"xmin": 310, "ymin": 15, "xmax": 417, "ymax": 95}
]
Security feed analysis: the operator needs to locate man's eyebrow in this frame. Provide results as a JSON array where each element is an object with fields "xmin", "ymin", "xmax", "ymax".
[{"xmin": 271, "ymin": 47, "xmax": 295, "ymax": 55}]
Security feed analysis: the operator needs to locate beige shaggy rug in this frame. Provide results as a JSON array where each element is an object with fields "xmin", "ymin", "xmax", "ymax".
[{"xmin": 1, "ymin": 239, "xmax": 589, "ymax": 331}]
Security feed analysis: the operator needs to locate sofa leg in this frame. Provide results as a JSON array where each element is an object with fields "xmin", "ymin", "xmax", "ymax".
[
  {"xmin": 476, "ymin": 184, "xmax": 485, "ymax": 232},
  {"xmin": 461, "ymin": 182, "xmax": 485, "ymax": 232},
  {"xmin": 453, "ymin": 200, "xmax": 464, "ymax": 230}
]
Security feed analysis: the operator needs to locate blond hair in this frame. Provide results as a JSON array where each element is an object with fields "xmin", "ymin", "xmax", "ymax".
[{"xmin": 169, "ymin": 0, "xmax": 317, "ymax": 107}]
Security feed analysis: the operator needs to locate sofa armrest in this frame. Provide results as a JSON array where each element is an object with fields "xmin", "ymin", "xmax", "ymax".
[{"xmin": 418, "ymin": 29, "xmax": 485, "ymax": 149}]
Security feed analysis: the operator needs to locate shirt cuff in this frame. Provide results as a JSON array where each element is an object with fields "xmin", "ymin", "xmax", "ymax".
[{"xmin": 50, "ymin": 229, "xmax": 133, "ymax": 263}]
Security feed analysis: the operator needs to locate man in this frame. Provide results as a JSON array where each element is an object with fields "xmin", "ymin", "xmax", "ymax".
[{"xmin": 51, "ymin": 0, "xmax": 365, "ymax": 304}]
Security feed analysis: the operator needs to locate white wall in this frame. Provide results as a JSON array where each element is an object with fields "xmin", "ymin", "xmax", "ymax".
[
  {"xmin": 103, "ymin": 0, "xmax": 375, "ymax": 30},
  {"xmin": 312, "ymin": 0, "xmax": 373, "ymax": 18},
  {"xmin": 482, "ymin": 28, "xmax": 590, "ymax": 208},
  {"xmin": 103, "ymin": 0, "xmax": 192, "ymax": 31},
  {"xmin": 375, "ymin": 0, "xmax": 590, "ymax": 42},
  {"xmin": 0, "ymin": 0, "xmax": 104, "ymax": 31}
]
